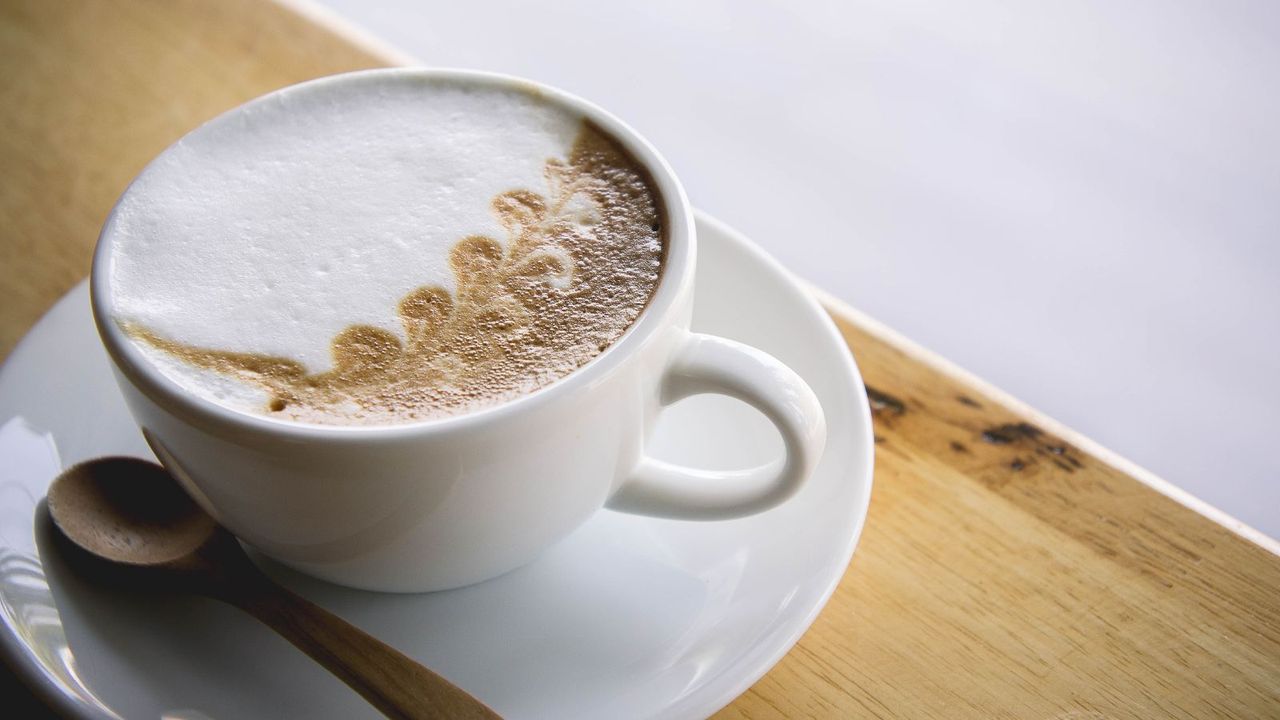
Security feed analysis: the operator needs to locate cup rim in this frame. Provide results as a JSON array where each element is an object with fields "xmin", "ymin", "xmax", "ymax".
[{"xmin": 90, "ymin": 67, "xmax": 694, "ymax": 442}]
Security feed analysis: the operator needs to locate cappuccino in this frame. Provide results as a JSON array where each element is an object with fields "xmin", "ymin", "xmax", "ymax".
[{"xmin": 105, "ymin": 75, "xmax": 665, "ymax": 425}]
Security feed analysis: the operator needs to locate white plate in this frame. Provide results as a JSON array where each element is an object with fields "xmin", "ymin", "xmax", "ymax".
[{"xmin": 0, "ymin": 212, "xmax": 873, "ymax": 720}]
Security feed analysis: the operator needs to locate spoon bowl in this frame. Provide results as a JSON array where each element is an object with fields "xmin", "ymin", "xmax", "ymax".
[{"xmin": 48, "ymin": 457, "xmax": 215, "ymax": 566}]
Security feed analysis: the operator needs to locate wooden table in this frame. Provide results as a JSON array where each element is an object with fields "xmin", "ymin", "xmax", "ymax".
[{"xmin": 3, "ymin": 1, "xmax": 1278, "ymax": 717}]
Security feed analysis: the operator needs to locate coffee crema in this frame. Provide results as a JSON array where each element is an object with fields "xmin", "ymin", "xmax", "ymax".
[{"xmin": 107, "ymin": 79, "xmax": 665, "ymax": 425}]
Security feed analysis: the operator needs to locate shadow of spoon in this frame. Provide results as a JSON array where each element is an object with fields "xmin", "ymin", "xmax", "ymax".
[{"xmin": 45, "ymin": 457, "xmax": 501, "ymax": 720}]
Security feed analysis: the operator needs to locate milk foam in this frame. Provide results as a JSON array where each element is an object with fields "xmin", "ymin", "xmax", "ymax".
[{"xmin": 108, "ymin": 78, "xmax": 585, "ymax": 414}]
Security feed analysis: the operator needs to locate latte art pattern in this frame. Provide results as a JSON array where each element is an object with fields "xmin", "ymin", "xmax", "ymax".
[{"xmin": 125, "ymin": 122, "xmax": 664, "ymax": 425}]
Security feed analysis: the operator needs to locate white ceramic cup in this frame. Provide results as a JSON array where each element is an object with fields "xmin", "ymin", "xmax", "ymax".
[{"xmin": 91, "ymin": 68, "xmax": 826, "ymax": 592}]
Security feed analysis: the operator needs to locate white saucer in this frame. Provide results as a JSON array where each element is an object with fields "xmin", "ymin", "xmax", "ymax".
[{"xmin": 0, "ymin": 212, "xmax": 873, "ymax": 720}]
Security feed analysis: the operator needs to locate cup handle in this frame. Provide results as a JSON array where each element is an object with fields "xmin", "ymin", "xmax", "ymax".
[{"xmin": 607, "ymin": 331, "xmax": 826, "ymax": 520}]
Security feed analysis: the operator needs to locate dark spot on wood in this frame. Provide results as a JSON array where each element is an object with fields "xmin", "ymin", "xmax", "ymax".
[
  {"xmin": 865, "ymin": 386, "xmax": 905, "ymax": 416},
  {"xmin": 874, "ymin": 435, "xmax": 885, "ymax": 444},
  {"xmin": 981, "ymin": 430, "xmax": 1013, "ymax": 445},
  {"xmin": 979, "ymin": 425, "xmax": 1083, "ymax": 472},
  {"xmin": 1010, "ymin": 458, "xmax": 1025, "ymax": 471},
  {"xmin": 956, "ymin": 394, "xmax": 982, "ymax": 408},
  {"xmin": 949, "ymin": 441, "xmax": 969, "ymax": 454},
  {"xmin": 980, "ymin": 422, "xmax": 1042, "ymax": 445}
]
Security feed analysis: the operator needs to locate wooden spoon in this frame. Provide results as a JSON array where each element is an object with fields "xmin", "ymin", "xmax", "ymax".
[{"xmin": 46, "ymin": 457, "xmax": 501, "ymax": 720}]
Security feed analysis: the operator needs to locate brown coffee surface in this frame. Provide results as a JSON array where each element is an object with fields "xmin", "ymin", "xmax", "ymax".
[{"xmin": 125, "ymin": 121, "xmax": 665, "ymax": 425}]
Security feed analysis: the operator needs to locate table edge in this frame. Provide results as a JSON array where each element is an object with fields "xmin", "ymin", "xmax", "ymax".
[{"xmin": 810, "ymin": 285, "xmax": 1280, "ymax": 556}]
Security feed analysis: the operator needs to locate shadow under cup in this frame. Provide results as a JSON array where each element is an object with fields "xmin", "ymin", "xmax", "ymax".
[{"xmin": 90, "ymin": 68, "xmax": 823, "ymax": 592}]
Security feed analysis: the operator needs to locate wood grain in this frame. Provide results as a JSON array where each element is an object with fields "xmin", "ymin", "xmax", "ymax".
[
  {"xmin": 2, "ymin": 1, "xmax": 1277, "ymax": 718},
  {"xmin": 715, "ymin": 296, "xmax": 1280, "ymax": 719}
]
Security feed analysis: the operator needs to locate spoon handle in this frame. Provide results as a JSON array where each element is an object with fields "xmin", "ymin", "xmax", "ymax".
[{"xmin": 230, "ymin": 582, "xmax": 501, "ymax": 720}]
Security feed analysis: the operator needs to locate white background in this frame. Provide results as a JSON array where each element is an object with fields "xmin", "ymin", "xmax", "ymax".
[{"xmin": 315, "ymin": 0, "xmax": 1279, "ymax": 538}]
